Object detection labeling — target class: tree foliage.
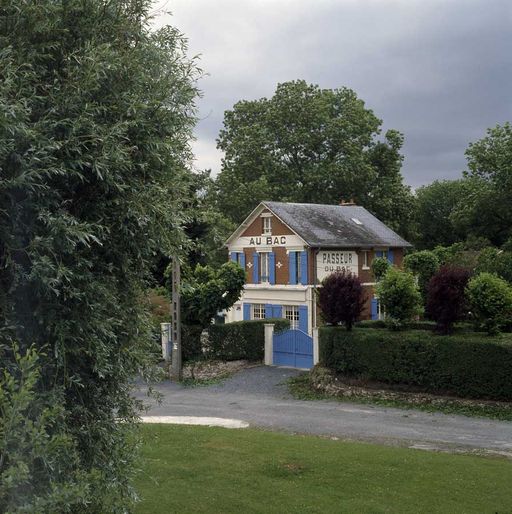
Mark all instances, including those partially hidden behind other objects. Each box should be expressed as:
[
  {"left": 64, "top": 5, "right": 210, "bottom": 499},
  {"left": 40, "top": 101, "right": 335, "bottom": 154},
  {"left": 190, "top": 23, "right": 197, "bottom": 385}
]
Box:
[
  {"left": 403, "top": 250, "right": 440, "bottom": 301},
  {"left": 451, "top": 123, "right": 512, "bottom": 246},
  {"left": 179, "top": 262, "right": 246, "bottom": 327},
  {"left": 370, "top": 256, "right": 390, "bottom": 282},
  {"left": 0, "top": 1, "right": 198, "bottom": 510},
  {"left": 425, "top": 266, "right": 471, "bottom": 334},
  {"left": 466, "top": 273, "right": 512, "bottom": 335},
  {"left": 318, "top": 272, "right": 366, "bottom": 330},
  {"left": 413, "top": 180, "right": 468, "bottom": 248},
  {"left": 215, "top": 80, "right": 414, "bottom": 235},
  {"left": 376, "top": 268, "right": 422, "bottom": 329}
]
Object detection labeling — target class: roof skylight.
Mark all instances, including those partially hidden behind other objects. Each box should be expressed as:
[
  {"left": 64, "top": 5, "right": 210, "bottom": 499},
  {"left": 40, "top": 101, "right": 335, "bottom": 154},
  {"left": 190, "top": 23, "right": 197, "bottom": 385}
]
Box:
[{"left": 351, "top": 217, "right": 363, "bottom": 225}]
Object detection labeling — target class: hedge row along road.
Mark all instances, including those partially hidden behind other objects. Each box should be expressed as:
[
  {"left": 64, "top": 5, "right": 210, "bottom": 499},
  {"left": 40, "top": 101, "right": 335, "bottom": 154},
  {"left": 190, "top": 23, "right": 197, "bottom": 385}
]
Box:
[{"left": 134, "top": 366, "right": 512, "bottom": 455}]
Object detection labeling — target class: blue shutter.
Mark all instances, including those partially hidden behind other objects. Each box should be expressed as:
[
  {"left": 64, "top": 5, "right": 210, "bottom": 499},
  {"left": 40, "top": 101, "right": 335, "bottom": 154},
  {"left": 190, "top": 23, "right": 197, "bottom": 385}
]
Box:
[
  {"left": 272, "top": 305, "right": 282, "bottom": 318},
  {"left": 252, "top": 252, "right": 259, "bottom": 283},
  {"left": 376, "top": 250, "right": 383, "bottom": 258},
  {"left": 269, "top": 252, "right": 276, "bottom": 285},
  {"left": 300, "top": 251, "right": 308, "bottom": 285},
  {"left": 243, "top": 304, "right": 251, "bottom": 320},
  {"left": 387, "top": 249, "right": 394, "bottom": 264},
  {"left": 230, "top": 252, "right": 237, "bottom": 262},
  {"left": 298, "top": 305, "right": 308, "bottom": 333},
  {"left": 240, "top": 252, "right": 246, "bottom": 269},
  {"left": 265, "top": 304, "right": 272, "bottom": 319},
  {"left": 289, "top": 252, "right": 297, "bottom": 285},
  {"left": 371, "top": 298, "right": 378, "bottom": 320}
]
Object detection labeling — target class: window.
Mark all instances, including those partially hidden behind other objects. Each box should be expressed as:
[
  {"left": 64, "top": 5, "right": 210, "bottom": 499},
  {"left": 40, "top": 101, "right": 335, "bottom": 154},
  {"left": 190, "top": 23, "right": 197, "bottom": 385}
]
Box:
[
  {"left": 252, "top": 304, "right": 265, "bottom": 320},
  {"left": 260, "top": 252, "right": 270, "bottom": 283},
  {"left": 262, "top": 216, "right": 272, "bottom": 235},
  {"left": 283, "top": 305, "right": 299, "bottom": 329},
  {"left": 363, "top": 250, "right": 370, "bottom": 270},
  {"left": 295, "top": 251, "right": 301, "bottom": 283},
  {"left": 377, "top": 299, "right": 385, "bottom": 320}
]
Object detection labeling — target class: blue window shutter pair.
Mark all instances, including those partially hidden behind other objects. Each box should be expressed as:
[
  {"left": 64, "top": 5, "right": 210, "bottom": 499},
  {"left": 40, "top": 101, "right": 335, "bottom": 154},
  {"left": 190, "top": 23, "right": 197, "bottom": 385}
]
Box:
[
  {"left": 300, "top": 251, "right": 308, "bottom": 285},
  {"left": 298, "top": 305, "right": 308, "bottom": 333},
  {"left": 272, "top": 305, "right": 282, "bottom": 318},
  {"left": 269, "top": 252, "right": 276, "bottom": 285},
  {"left": 371, "top": 298, "right": 378, "bottom": 320},
  {"left": 252, "top": 253, "right": 259, "bottom": 283},
  {"left": 243, "top": 304, "right": 251, "bottom": 320},
  {"left": 289, "top": 252, "right": 297, "bottom": 285},
  {"left": 387, "top": 249, "right": 394, "bottom": 264}
]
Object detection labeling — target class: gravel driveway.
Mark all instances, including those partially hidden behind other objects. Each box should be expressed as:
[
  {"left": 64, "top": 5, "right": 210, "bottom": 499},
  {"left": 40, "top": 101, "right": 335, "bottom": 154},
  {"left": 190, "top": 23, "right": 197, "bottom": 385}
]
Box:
[{"left": 134, "top": 366, "right": 512, "bottom": 455}]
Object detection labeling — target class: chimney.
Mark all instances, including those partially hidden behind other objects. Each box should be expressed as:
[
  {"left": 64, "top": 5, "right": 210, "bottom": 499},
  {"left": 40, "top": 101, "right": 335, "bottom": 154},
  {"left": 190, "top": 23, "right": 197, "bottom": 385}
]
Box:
[{"left": 339, "top": 198, "right": 356, "bottom": 206}]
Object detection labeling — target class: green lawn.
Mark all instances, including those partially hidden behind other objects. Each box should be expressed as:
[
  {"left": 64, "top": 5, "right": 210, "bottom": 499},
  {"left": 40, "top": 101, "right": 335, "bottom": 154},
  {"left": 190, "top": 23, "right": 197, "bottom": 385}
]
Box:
[{"left": 135, "top": 424, "right": 512, "bottom": 514}]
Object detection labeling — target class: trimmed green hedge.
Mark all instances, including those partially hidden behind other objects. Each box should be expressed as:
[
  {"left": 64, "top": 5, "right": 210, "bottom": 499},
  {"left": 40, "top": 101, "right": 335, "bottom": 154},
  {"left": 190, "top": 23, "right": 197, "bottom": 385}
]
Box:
[
  {"left": 319, "top": 327, "right": 512, "bottom": 401},
  {"left": 206, "top": 319, "right": 290, "bottom": 361}
]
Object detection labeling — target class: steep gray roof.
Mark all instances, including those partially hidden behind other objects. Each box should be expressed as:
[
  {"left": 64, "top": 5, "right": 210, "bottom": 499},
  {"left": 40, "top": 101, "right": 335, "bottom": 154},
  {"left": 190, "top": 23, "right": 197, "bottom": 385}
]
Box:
[{"left": 264, "top": 201, "right": 412, "bottom": 248}]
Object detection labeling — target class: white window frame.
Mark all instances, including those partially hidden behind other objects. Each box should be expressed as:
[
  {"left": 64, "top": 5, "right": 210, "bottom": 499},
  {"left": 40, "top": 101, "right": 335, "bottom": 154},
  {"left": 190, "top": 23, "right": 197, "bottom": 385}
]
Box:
[
  {"left": 260, "top": 252, "right": 270, "bottom": 283},
  {"left": 283, "top": 305, "right": 299, "bottom": 330},
  {"left": 252, "top": 304, "right": 265, "bottom": 320},
  {"left": 262, "top": 216, "right": 272, "bottom": 235},
  {"left": 362, "top": 250, "right": 370, "bottom": 270}
]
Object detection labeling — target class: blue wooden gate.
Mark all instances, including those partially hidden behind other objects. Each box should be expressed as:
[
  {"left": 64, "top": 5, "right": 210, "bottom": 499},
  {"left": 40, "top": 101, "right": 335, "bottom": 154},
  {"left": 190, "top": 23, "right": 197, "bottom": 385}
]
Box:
[{"left": 273, "top": 329, "right": 313, "bottom": 369}]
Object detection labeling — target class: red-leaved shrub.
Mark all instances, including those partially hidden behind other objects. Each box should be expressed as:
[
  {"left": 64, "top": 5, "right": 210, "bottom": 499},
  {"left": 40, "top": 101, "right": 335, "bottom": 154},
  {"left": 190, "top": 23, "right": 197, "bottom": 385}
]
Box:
[
  {"left": 426, "top": 266, "right": 472, "bottom": 334},
  {"left": 318, "top": 272, "right": 366, "bottom": 330}
]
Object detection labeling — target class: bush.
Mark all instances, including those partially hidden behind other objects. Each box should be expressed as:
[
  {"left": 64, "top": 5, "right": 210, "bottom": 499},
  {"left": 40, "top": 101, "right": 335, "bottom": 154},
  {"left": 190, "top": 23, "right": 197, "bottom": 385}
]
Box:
[
  {"left": 206, "top": 319, "right": 290, "bottom": 361},
  {"left": 466, "top": 273, "right": 512, "bottom": 335},
  {"left": 476, "top": 248, "right": 512, "bottom": 284},
  {"left": 318, "top": 272, "right": 366, "bottom": 330},
  {"left": 356, "top": 319, "right": 438, "bottom": 331},
  {"left": 375, "top": 267, "right": 422, "bottom": 329},
  {"left": 319, "top": 327, "right": 512, "bottom": 400},
  {"left": 370, "top": 257, "right": 390, "bottom": 281},
  {"left": 404, "top": 250, "right": 440, "bottom": 300},
  {"left": 426, "top": 266, "right": 472, "bottom": 334},
  {"left": 0, "top": 345, "right": 88, "bottom": 512}
]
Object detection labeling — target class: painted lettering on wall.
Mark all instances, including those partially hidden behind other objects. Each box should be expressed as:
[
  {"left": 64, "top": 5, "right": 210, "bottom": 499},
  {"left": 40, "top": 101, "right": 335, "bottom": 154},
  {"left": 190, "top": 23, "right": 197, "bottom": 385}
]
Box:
[
  {"left": 316, "top": 251, "right": 358, "bottom": 281},
  {"left": 248, "top": 236, "right": 287, "bottom": 246}
]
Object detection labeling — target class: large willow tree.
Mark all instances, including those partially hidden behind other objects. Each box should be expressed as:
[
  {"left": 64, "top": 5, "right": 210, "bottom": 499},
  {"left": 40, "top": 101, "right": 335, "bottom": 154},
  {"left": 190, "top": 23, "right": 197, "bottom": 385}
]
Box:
[{"left": 0, "top": 1, "right": 198, "bottom": 511}]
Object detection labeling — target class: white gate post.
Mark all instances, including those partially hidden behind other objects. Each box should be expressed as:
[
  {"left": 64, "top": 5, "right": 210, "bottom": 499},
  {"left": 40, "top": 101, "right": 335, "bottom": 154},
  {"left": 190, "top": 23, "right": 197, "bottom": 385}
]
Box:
[
  {"left": 264, "top": 323, "right": 275, "bottom": 366},
  {"left": 312, "top": 327, "right": 319, "bottom": 365}
]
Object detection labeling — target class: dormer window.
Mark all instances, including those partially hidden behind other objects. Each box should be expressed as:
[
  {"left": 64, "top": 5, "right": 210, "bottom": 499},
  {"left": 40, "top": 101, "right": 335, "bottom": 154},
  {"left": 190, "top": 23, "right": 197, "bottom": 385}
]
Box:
[{"left": 262, "top": 216, "right": 272, "bottom": 235}]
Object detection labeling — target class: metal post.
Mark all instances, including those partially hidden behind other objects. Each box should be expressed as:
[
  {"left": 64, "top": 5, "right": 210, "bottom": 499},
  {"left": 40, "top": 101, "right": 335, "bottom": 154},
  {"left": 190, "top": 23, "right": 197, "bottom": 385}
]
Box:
[{"left": 170, "top": 257, "right": 182, "bottom": 380}]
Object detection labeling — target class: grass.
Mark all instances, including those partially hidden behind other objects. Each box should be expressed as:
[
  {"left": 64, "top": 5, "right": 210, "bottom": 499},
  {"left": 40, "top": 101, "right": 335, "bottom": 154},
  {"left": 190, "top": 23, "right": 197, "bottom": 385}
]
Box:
[
  {"left": 135, "top": 424, "right": 512, "bottom": 514},
  {"left": 288, "top": 373, "right": 512, "bottom": 421}
]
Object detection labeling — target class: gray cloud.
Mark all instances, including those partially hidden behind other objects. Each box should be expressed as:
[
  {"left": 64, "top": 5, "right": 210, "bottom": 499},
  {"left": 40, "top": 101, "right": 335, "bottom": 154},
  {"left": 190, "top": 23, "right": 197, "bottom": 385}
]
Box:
[{"left": 155, "top": 0, "right": 512, "bottom": 187}]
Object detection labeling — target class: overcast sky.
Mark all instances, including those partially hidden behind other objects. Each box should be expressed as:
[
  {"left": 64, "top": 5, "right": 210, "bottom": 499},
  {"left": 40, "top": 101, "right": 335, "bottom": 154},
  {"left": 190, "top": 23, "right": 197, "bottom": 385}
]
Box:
[{"left": 155, "top": 0, "right": 512, "bottom": 188}]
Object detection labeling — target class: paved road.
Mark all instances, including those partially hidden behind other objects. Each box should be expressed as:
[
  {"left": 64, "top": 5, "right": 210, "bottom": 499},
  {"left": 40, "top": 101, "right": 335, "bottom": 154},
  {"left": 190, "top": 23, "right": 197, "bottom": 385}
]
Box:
[{"left": 134, "top": 366, "right": 512, "bottom": 454}]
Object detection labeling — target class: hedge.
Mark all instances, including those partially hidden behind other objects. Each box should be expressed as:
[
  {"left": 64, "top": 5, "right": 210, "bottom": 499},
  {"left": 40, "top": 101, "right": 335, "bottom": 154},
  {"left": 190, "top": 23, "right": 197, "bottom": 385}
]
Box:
[
  {"left": 206, "top": 318, "right": 290, "bottom": 362},
  {"left": 319, "top": 327, "right": 512, "bottom": 400}
]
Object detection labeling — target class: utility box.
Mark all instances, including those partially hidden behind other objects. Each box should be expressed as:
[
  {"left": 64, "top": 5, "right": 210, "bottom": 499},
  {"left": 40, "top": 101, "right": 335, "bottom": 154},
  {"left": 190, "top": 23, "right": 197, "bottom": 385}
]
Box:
[{"left": 160, "top": 322, "right": 172, "bottom": 361}]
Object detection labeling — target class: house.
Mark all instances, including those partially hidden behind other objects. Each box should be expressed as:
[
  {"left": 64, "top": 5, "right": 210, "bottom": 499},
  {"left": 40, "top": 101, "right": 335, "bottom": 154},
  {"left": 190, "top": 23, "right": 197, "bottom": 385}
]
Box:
[{"left": 225, "top": 201, "right": 412, "bottom": 334}]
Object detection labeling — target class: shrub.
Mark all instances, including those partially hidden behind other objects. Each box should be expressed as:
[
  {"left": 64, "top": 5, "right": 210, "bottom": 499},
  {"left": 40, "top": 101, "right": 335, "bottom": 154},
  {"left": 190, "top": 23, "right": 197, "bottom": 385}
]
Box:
[
  {"left": 466, "top": 273, "right": 512, "bottom": 335},
  {"left": 318, "top": 272, "right": 366, "bottom": 330},
  {"left": 375, "top": 268, "right": 422, "bottom": 329},
  {"left": 319, "top": 327, "right": 512, "bottom": 400},
  {"left": 370, "top": 257, "right": 390, "bottom": 281},
  {"left": 477, "top": 248, "right": 512, "bottom": 284},
  {"left": 206, "top": 319, "right": 289, "bottom": 361},
  {"left": 426, "top": 266, "right": 472, "bottom": 334},
  {"left": 403, "top": 250, "right": 440, "bottom": 300},
  {"left": 0, "top": 345, "right": 88, "bottom": 512}
]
